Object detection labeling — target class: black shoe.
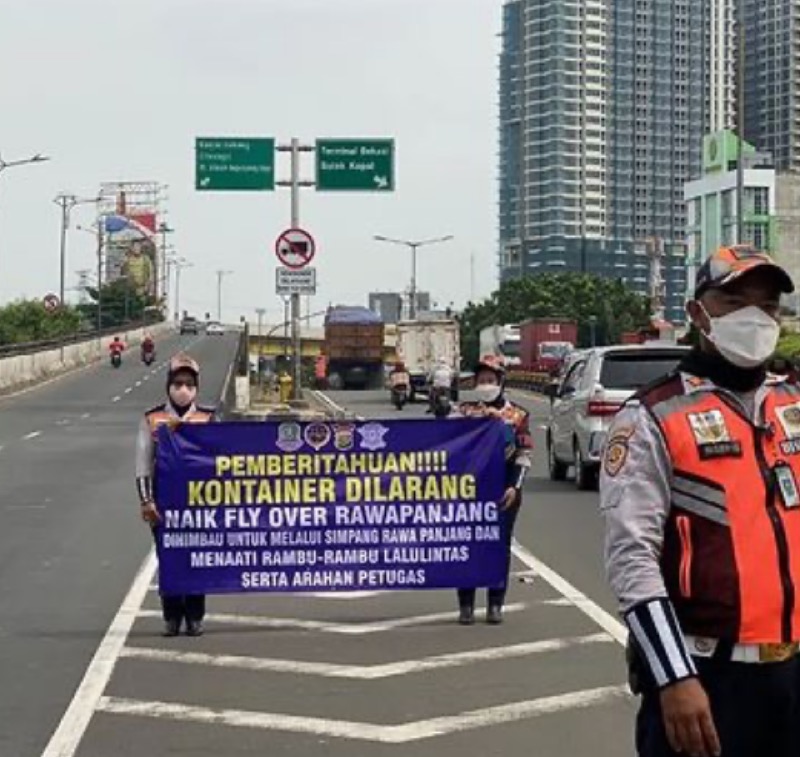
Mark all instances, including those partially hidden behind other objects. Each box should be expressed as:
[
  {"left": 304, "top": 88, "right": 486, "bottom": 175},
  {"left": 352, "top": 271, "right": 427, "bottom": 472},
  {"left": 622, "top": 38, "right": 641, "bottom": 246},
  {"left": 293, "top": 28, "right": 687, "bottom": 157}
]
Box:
[
  {"left": 458, "top": 606, "right": 475, "bottom": 626},
  {"left": 185, "top": 620, "right": 204, "bottom": 637},
  {"left": 487, "top": 605, "right": 504, "bottom": 625},
  {"left": 162, "top": 619, "right": 181, "bottom": 637}
]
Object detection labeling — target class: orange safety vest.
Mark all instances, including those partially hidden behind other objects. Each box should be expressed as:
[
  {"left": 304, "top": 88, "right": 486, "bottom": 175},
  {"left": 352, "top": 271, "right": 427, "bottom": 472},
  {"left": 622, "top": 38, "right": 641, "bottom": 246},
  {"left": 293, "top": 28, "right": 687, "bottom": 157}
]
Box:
[
  {"left": 642, "top": 374, "right": 800, "bottom": 644},
  {"left": 146, "top": 405, "right": 214, "bottom": 439}
]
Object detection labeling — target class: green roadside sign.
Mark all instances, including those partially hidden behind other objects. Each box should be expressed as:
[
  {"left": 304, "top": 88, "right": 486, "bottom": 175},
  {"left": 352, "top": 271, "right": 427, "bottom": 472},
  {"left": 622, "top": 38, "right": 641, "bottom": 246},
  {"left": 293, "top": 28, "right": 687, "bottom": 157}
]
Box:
[
  {"left": 195, "top": 137, "right": 275, "bottom": 191},
  {"left": 316, "top": 139, "right": 394, "bottom": 192}
]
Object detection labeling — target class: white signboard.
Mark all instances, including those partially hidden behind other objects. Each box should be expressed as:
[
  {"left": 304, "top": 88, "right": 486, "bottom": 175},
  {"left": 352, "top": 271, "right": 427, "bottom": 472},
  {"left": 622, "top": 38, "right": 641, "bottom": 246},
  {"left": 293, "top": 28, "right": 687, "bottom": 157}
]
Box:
[{"left": 276, "top": 266, "right": 317, "bottom": 295}]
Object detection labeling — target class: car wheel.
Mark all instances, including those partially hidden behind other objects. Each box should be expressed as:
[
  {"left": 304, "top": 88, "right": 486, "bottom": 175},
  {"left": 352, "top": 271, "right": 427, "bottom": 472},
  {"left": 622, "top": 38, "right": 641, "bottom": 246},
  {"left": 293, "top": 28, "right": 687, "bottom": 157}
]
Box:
[
  {"left": 548, "top": 436, "right": 568, "bottom": 482},
  {"left": 574, "top": 441, "right": 598, "bottom": 491}
]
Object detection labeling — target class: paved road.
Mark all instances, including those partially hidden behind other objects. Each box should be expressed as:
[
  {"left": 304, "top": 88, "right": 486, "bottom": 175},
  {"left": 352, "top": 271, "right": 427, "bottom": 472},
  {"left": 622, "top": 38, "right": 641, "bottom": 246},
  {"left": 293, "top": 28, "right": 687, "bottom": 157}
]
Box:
[
  {"left": 0, "top": 331, "right": 238, "bottom": 757},
  {"left": 36, "top": 384, "right": 637, "bottom": 757}
]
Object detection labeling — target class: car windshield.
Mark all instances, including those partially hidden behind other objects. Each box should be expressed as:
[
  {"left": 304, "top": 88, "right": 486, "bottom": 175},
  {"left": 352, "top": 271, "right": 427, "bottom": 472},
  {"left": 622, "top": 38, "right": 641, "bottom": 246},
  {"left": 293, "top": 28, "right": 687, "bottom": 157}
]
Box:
[
  {"left": 540, "top": 342, "right": 571, "bottom": 359},
  {"left": 502, "top": 341, "right": 521, "bottom": 358},
  {"left": 599, "top": 351, "right": 686, "bottom": 390}
]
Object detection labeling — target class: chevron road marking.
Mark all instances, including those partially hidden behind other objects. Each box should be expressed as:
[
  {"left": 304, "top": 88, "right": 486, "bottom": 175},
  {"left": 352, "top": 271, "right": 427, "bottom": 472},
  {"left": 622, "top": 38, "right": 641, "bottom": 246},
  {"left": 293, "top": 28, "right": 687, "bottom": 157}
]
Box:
[
  {"left": 137, "top": 603, "right": 527, "bottom": 635},
  {"left": 97, "top": 685, "right": 630, "bottom": 743},
  {"left": 121, "top": 631, "right": 613, "bottom": 679}
]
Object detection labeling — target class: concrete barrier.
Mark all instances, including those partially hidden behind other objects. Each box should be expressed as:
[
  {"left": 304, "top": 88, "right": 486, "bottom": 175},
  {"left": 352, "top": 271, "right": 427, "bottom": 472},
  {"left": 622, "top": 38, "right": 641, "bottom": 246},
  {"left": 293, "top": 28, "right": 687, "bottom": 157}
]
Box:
[{"left": 0, "top": 322, "right": 174, "bottom": 394}]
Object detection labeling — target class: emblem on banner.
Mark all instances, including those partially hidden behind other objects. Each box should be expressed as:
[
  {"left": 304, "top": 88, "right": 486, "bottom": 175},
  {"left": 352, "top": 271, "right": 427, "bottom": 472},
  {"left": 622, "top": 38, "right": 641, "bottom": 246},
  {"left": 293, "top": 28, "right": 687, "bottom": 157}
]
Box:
[
  {"left": 332, "top": 422, "right": 355, "bottom": 451},
  {"left": 276, "top": 422, "right": 304, "bottom": 452},
  {"left": 357, "top": 422, "right": 389, "bottom": 451},
  {"left": 777, "top": 404, "right": 800, "bottom": 439},
  {"left": 304, "top": 422, "right": 332, "bottom": 451}
]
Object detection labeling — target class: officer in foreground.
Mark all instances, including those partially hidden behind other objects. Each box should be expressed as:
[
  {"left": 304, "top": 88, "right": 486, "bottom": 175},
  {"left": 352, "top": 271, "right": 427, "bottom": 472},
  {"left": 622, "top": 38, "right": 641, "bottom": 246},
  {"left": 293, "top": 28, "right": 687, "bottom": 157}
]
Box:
[
  {"left": 601, "top": 246, "right": 800, "bottom": 756},
  {"left": 135, "top": 353, "right": 216, "bottom": 637},
  {"left": 457, "top": 355, "right": 532, "bottom": 624}
]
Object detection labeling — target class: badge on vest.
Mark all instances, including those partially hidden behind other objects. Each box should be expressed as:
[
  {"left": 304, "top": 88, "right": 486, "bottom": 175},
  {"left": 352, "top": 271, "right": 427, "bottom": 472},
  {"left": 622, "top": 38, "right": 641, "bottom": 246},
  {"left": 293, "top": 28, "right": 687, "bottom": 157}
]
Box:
[
  {"left": 688, "top": 410, "right": 742, "bottom": 459},
  {"left": 774, "top": 463, "right": 800, "bottom": 510},
  {"left": 777, "top": 404, "right": 800, "bottom": 439}
]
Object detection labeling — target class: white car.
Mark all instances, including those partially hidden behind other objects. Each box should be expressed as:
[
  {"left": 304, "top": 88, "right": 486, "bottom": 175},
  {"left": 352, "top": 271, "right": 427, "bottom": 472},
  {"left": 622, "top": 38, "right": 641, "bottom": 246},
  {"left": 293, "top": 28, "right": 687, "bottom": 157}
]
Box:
[
  {"left": 205, "top": 321, "right": 225, "bottom": 336},
  {"left": 546, "top": 343, "right": 690, "bottom": 490}
]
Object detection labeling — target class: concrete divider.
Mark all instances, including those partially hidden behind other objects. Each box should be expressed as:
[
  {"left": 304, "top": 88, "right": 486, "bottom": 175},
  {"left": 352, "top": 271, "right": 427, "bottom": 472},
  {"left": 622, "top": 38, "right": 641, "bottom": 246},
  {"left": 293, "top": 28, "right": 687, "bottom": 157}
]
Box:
[{"left": 0, "top": 322, "right": 174, "bottom": 394}]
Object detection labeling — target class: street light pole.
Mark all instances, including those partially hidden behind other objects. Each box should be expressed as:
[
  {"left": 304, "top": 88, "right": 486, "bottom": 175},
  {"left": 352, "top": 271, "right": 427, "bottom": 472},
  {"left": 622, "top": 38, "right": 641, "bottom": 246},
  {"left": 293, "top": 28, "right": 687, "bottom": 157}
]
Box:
[
  {"left": 216, "top": 269, "right": 233, "bottom": 322},
  {"left": 255, "top": 307, "right": 266, "bottom": 391},
  {"left": 171, "top": 258, "right": 192, "bottom": 322},
  {"left": 373, "top": 234, "right": 454, "bottom": 319},
  {"left": 54, "top": 193, "right": 99, "bottom": 308}
]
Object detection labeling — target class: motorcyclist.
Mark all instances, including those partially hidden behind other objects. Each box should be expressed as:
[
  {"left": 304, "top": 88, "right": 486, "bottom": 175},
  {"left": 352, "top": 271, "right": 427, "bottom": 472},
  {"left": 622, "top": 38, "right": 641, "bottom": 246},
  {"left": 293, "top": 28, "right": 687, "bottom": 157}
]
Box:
[
  {"left": 426, "top": 357, "right": 454, "bottom": 414},
  {"left": 109, "top": 335, "right": 126, "bottom": 355},
  {"left": 135, "top": 353, "right": 216, "bottom": 637},
  {"left": 456, "top": 355, "right": 532, "bottom": 624},
  {"left": 390, "top": 361, "right": 410, "bottom": 390},
  {"left": 141, "top": 333, "right": 156, "bottom": 362}
]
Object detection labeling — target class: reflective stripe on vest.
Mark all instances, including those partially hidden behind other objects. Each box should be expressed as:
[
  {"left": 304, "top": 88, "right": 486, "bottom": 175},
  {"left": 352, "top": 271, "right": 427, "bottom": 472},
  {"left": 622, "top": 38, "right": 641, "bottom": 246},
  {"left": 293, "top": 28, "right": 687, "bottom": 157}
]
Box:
[
  {"left": 147, "top": 409, "right": 213, "bottom": 439},
  {"left": 651, "top": 382, "right": 800, "bottom": 644}
]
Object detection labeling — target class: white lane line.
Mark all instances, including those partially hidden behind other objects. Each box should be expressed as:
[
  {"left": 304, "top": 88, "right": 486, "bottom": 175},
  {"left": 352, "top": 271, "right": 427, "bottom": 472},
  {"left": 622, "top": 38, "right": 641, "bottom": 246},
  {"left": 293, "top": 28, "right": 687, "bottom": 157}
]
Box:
[
  {"left": 23, "top": 431, "right": 41, "bottom": 440},
  {"left": 112, "top": 396, "right": 121, "bottom": 403},
  {"left": 39, "top": 551, "right": 157, "bottom": 757},
  {"left": 97, "top": 685, "right": 629, "bottom": 743},
  {"left": 512, "top": 541, "right": 627, "bottom": 645},
  {"left": 121, "top": 632, "right": 612, "bottom": 680},
  {"left": 124, "top": 387, "right": 133, "bottom": 394},
  {"left": 143, "top": 375, "right": 150, "bottom": 382},
  {"left": 55, "top": 419, "right": 71, "bottom": 427},
  {"left": 135, "top": 381, "right": 142, "bottom": 387},
  {"left": 136, "top": 603, "right": 526, "bottom": 635},
  {"left": 81, "top": 412, "right": 91, "bottom": 419}
]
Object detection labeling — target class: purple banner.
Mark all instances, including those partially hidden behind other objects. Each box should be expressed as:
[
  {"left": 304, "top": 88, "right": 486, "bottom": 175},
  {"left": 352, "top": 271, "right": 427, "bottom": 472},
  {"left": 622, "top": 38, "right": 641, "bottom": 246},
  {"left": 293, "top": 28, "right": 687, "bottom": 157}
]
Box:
[{"left": 154, "top": 418, "right": 508, "bottom": 594}]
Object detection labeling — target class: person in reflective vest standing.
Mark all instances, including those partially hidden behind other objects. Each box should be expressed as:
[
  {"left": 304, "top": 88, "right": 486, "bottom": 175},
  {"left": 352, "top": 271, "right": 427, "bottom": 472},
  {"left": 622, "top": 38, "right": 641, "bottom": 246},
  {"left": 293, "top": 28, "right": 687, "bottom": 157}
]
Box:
[
  {"left": 601, "top": 246, "right": 800, "bottom": 757},
  {"left": 135, "top": 353, "right": 216, "bottom": 637},
  {"left": 457, "top": 355, "right": 532, "bottom": 625}
]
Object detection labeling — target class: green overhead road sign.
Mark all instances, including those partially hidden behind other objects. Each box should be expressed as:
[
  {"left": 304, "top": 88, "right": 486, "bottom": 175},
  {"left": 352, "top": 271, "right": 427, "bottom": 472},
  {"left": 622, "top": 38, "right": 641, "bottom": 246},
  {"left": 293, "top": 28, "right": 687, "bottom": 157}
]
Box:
[
  {"left": 195, "top": 137, "right": 275, "bottom": 191},
  {"left": 316, "top": 139, "right": 394, "bottom": 192}
]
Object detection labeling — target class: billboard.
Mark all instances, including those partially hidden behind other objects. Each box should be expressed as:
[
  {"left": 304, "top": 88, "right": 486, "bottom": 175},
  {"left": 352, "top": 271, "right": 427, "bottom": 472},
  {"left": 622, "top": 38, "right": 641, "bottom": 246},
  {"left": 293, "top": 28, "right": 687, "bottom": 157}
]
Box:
[{"left": 104, "top": 214, "right": 157, "bottom": 298}]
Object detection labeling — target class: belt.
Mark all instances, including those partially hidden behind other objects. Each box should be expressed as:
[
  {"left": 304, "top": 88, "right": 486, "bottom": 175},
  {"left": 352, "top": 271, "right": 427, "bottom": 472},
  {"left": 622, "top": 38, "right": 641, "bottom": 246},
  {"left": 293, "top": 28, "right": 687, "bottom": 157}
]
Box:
[{"left": 685, "top": 635, "right": 800, "bottom": 664}]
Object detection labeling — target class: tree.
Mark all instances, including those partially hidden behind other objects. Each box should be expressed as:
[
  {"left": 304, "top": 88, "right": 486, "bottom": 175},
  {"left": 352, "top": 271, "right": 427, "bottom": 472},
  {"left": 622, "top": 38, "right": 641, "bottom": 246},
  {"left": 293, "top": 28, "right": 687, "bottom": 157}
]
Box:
[
  {"left": 459, "top": 273, "right": 652, "bottom": 367},
  {"left": 78, "top": 279, "right": 159, "bottom": 329},
  {"left": 0, "top": 299, "right": 82, "bottom": 346}
]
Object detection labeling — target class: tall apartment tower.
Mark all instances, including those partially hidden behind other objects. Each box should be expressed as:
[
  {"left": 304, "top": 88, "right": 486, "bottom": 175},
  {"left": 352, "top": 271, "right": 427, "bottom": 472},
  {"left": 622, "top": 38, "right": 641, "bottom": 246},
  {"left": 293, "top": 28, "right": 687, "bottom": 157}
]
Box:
[
  {"left": 742, "top": 0, "right": 800, "bottom": 173},
  {"left": 708, "top": 0, "right": 737, "bottom": 133}
]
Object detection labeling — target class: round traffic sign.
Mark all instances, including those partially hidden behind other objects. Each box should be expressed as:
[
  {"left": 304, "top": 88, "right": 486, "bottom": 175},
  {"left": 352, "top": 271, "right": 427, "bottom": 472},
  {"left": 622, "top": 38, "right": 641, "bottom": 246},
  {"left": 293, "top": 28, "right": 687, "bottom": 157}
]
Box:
[
  {"left": 275, "top": 227, "right": 316, "bottom": 270},
  {"left": 43, "top": 293, "right": 60, "bottom": 313}
]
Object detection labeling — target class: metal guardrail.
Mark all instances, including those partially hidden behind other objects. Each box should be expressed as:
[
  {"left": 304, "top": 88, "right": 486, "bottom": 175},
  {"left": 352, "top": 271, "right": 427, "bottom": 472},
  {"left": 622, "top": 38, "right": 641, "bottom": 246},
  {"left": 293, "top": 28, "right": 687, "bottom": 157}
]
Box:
[{"left": 0, "top": 321, "right": 155, "bottom": 359}]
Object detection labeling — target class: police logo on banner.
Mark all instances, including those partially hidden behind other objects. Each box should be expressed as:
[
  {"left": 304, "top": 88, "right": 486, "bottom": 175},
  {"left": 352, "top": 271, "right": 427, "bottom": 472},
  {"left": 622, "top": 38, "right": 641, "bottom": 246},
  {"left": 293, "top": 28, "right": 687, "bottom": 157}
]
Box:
[
  {"left": 604, "top": 426, "right": 634, "bottom": 478},
  {"left": 304, "top": 422, "right": 332, "bottom": 451},
  {"left": 688, "top": 410, "right": 741, "bottom": 460},
  {"left": 358, "top": 422, "right": 389, "bottom": 451},
  {"left": 276, "top": 422, "right": 304, "bottom": 452},
  {"left": 333, "top": 422, "right": 355, "bottom": 451}
]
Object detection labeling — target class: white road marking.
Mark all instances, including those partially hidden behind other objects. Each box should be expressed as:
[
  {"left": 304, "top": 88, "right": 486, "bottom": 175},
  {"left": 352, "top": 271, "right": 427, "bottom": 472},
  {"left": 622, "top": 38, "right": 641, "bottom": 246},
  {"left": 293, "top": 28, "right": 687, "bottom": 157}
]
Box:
[
  {"left": 135, "top": 381, "right": 142, "bottom": 387},
  {"left": 124, "top": 387, "right": 133, "bottom": 394},
  {"left": 97, "top": 685, "right": 629, "bottom": 743},
  {"left": 112, "top": 396, "right": 121, "bottom": 403},
  {"left": 121, "top": 632, "right": 612, "bottom": 680},
  {"left": 39, "top": 551, "right": 157, "bottom": 757},
  {"left": 23, "top": 431, "right": 41, "bottom": 440},
  {"left": 512, "top": 541, "right": 627, "bottom": 645},
  {"left": 81, "top": 412, "right": 91, "bottom": 419},
  {"left": 55, "top": 419, "right": 71, "bottom": 426},
  {"left": 143, "top": 375, "right": 150, "bottom": 382},
  {"left": 137, "top": 604, "right": 526, "bottom": 635}
]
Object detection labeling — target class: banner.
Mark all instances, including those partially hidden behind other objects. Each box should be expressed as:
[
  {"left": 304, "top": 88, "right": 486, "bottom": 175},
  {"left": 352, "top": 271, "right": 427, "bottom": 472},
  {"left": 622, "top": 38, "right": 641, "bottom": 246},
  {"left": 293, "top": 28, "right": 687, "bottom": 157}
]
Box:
[{"left": 154, "top": 418, "right": 508, "bottom": 594}]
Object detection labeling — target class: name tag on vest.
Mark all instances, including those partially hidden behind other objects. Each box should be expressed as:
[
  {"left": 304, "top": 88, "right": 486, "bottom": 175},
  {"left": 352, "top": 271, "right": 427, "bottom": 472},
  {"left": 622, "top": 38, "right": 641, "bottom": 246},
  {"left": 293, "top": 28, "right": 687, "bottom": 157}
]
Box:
[{"left": 698, "top": 441, "right": 743, "bottom": 460}]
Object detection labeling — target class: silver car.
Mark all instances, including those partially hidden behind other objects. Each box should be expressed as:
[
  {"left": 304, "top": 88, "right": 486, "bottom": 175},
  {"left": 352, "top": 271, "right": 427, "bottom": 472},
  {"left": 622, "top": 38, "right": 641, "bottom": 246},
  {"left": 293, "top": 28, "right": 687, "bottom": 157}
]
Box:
[{"left": 546, "top": 343, "right": 690, "bottom": 490}]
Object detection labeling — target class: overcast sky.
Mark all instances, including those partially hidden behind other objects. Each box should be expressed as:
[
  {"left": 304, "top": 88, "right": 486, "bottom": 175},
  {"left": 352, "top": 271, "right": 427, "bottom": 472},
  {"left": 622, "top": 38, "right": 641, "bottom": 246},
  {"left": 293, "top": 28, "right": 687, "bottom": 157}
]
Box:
[{"left": 0, "top": 0, "right": 500, "bottom": 324}]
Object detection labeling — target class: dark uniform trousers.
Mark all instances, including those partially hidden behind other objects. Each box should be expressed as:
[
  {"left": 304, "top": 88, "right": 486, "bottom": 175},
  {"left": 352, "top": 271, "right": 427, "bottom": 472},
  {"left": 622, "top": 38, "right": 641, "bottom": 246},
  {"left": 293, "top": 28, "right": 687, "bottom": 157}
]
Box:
[
  {"left": 458, "top": 503, "right": 519, "bottom": 608},
  {"left": 152, "top": 528, "right": 206, "bottom": 623},
  {"left": 636, "top": 655, "right": 800, "bottom": 757}
]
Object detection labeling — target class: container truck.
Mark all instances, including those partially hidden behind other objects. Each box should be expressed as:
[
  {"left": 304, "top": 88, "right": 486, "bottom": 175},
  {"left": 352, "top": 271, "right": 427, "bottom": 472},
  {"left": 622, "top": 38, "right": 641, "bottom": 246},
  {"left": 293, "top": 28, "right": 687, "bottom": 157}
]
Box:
[
  {"left": 520, "top": 319, "right": 577, "bottom": 376},
  {"left": 396, "top": 319, "right": 460, "bottom": 402},
  {"left": 478, "top": 324, "right": 522, "bottom": 367},
  {"left": 324, "top": 306, "right": 385, "bottom": 390}
]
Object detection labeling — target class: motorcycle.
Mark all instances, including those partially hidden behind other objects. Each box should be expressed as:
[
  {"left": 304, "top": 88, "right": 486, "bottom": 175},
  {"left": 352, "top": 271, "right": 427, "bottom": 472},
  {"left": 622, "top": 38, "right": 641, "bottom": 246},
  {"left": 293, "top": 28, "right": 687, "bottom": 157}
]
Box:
[
  {"left": 141, "top": 347, "right": 155, "bottom": 366},
  {"left": 110, "top": 351, "right": 122, "bottom": 369},
  {"left": 391, "top": 384, "right": 408, "bottom": 410},
  {"left": 431, "top": 387, "right": 452, "bottom": 418}
]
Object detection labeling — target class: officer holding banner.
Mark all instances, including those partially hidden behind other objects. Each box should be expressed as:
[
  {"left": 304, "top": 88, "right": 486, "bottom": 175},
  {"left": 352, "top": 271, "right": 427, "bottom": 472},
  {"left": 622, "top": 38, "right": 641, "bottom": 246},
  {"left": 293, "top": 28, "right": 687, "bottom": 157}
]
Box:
[
  {"left": 456, "top": 355, "right": 532, "bottom": 625},
  {"left": 135, "top": 353, "right": 216, "bottom": 637},
  {"left": 601, "top": 246, "right": 800, "bottom": 756}
]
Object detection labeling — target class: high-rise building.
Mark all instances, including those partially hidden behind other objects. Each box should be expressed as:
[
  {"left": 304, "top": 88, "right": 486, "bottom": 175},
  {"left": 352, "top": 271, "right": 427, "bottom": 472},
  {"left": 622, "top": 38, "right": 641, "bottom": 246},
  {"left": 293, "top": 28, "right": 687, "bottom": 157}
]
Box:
[
  {"left": 498, "top": 0, "right": 710, "bottom": 323},
  {"left": 707, "top": 0, "right": 737, "bottom": 133},
  {"left": 742, "top": 0, "right": 800, "bottom": 173}
]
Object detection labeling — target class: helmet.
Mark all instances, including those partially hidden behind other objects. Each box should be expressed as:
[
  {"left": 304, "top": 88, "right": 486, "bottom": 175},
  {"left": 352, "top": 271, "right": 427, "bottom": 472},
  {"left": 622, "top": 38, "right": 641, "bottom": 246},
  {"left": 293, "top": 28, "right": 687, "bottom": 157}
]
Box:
[
  {"left": 395, "top": 361, "right": 405, "bottom": 371},
  {"left": 474, "top": 354, "right": 506, "bottom": 378},
  {"left": 114, "top": 336, "right": 120, "bottom": 341}
]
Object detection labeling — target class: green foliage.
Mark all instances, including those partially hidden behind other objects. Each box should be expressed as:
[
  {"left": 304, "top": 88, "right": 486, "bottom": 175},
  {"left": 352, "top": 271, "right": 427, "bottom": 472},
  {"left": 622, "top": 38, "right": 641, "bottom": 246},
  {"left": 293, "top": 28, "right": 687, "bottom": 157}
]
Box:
[
  {"left": 776, "top": 331, "right": 800, "bottom": 361},
  {"left": 0, "top": 299, "right": 82, "bottom": 346},
  {"left": 77, "top": 279, "right": 159, "bottom": 329},
  {"left": 459, "top": 273, "right": 652, "bottom": 367}
]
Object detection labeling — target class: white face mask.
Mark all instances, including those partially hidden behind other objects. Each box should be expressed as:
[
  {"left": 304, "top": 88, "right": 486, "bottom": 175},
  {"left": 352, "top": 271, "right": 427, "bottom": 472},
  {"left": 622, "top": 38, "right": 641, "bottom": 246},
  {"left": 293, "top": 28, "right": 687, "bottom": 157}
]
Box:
[
  {"left": 699, "top": 303, "right": 780, "bottom": 368},
  {"left": 475, "top": 384, "right": 502, "bottom": 404},
  {"left": 170, "top": 385, "right": 198, "bottom": 408}
]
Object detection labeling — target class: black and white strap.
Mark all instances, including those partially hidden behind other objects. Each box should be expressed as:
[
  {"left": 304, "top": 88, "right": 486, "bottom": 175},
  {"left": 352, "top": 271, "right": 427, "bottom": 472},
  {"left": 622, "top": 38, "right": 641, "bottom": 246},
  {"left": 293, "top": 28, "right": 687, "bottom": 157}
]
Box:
[
  {"left": 626, "top": 598, "right": 697, "bottom": 688},
  {"left": 136, "top": 476, "right": 154, "bottom": 505}
]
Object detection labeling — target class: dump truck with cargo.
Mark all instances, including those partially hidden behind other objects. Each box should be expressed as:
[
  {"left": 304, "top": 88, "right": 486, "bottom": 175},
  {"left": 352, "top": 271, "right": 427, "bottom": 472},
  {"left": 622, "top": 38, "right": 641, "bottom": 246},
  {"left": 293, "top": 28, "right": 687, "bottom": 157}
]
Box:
[
  {"left": 396, "top": 318, "right": 460, "bottom": 402},
  {"left": 324, "top": 306, "right": 385, "bottom": 390},
  {"left": 479, "top": 323, "right": 522, "bottom": 367}
]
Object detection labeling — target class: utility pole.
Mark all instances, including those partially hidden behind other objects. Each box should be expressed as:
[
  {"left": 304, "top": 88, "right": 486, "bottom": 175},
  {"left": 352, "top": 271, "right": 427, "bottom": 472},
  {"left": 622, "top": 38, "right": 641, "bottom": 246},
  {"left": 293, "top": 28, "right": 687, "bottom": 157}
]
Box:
[
  {"left": 173, "top": 258, "right": 192, "bottom": 322},
  {"left": 216, "top": 269, "right": 233, "bottom": 322},
  {"left": 255, "top": 307, "right": 266, "bottom": 391},
  {"left": 54, "top": 193, "right": 99, "bottom": 310},
  {"left": 373, "top": 235, "right": 454, "bottom": 319},
  {"left": 158, "top": 222, "right": 174, "bottom": 310}
]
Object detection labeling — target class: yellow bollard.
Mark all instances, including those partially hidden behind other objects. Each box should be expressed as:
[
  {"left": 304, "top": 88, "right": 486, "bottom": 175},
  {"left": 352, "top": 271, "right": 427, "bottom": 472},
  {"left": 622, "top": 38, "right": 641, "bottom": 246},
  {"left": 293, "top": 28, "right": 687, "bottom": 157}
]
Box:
[{"left": 278, "top": 372, "right": 293, "bottom": 403}]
